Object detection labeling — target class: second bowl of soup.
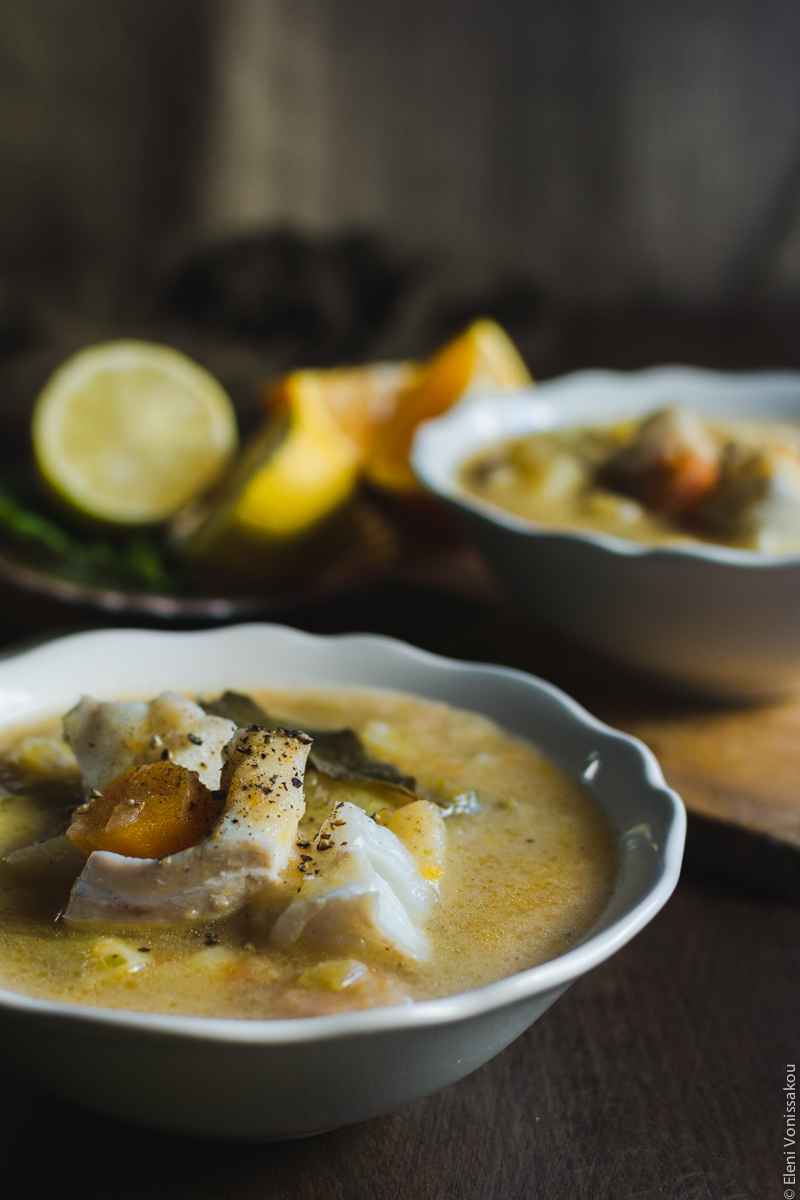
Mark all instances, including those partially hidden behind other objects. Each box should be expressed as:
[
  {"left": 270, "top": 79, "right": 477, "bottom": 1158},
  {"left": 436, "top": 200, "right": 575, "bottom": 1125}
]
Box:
[{"left": 413, "top": 366, "right": 800, "bottom": 697}]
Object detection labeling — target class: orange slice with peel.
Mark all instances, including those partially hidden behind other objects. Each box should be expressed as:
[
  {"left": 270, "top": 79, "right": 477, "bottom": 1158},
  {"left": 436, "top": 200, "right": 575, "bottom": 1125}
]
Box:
[
  {"left": 264, "top": 361, "right": 418, "bottom": 456},
  {"left": 365, "top": 319, "right": 532, "bottom": 494}
]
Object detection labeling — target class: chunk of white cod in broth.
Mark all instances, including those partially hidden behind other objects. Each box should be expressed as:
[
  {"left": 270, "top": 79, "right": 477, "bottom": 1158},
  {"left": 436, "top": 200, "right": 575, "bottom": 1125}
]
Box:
[
  {"left": 63, "top": 692, "right": 237, "bottom": 790},
  {"left": 270, "top": 800, "right": 446, "bottom": 962},
  {"left": 64, "top": 727, "right": 311, "bottom": 923}
]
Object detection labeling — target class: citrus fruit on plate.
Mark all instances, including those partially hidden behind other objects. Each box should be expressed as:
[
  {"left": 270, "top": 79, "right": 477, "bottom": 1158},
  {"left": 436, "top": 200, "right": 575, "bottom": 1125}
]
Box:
[
  {"left": 365, "top": 319, "right": 532, "bottom": 494},
  {"left": 264, "top": 361, "right": 418, "bottom": 455},
  {"left": 181, "top": 363, "right": 415, "bottom": 575},
  {"left": 32, "top": 341, "right": 238, "bottom": 526}
]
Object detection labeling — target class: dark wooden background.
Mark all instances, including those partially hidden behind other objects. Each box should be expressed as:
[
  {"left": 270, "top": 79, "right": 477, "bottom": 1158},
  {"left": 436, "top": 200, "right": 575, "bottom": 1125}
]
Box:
[{"left": 2, "top": 0, "right": 800, "bottom": 311}]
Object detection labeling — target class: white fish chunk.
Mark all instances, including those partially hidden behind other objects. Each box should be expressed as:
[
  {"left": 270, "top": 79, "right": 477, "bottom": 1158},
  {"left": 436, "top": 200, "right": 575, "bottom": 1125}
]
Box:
[
  {"left": 605, "top": 405, "right": 719, "bottom": 517},
  {"left": 611, "top": 406, "right": 718, "bottom": 482},
  {"left": 311, "top": 802, "right": 431, "bottom": 920},
  {"left": 270, "top": 801, "right": 438, "bottom": 961},
  {"left": 271, "top": 850, "right": 428, "bottom": 962},
  {"left": 64, "top": 727, "right": 311, "bottom": 923},
  {"left": 63, "top": 691, "right": 236, "bottom": 791}
]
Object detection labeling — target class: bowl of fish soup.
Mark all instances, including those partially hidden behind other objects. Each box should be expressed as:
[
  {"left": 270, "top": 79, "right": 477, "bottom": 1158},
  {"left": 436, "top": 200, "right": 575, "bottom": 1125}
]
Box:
[
  {"left": 413, "top": 366, "right": 800, "bottom": 697},
  {"left": 0, "top": 624, "right": 683, "bottom": 1139}
]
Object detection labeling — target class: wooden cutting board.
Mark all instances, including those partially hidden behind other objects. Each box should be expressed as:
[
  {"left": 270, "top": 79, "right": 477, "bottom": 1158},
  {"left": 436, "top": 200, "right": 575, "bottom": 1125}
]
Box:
[
  {"left": 603, "top": 699, "right": 800, "bottom": 903},
  {"left": 511, "top": 620, "right": 800, "bottom": 903}
]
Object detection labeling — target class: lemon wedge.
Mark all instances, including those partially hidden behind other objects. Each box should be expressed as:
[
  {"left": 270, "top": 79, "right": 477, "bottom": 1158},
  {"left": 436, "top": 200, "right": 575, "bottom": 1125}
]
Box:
[
  {"left": 32, "top": 341, "right": 238, "bottom": 526},
  {"left": 365, "top": 319, "right": 531, "bottom": 494},
  {"left": 181, "top": 361, "right": 416, "bottom": 577},
  {"left": 180, "top": 374, "right": 364, "bottom": 576},
  {"left": 228, "top": 383, "right": 362, "bottom": 540}
]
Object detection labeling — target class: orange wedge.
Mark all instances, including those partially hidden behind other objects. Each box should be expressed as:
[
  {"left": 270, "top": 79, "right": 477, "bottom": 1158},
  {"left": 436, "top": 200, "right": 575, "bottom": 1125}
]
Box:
[
  {"left": 263, "top": 361, "right": 418, "bottom": 458},
  {"left": 365, "top": 319, "right": 532, "bottom": 494}
]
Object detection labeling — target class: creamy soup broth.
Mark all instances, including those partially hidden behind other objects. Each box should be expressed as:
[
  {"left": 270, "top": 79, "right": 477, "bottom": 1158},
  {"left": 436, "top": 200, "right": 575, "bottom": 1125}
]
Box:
[
  {"left": 0, "top": 688, "right": 617, "bottom": 1019},
  {"left": 462, "top": 413, "right": 800, "bottom": 551}
]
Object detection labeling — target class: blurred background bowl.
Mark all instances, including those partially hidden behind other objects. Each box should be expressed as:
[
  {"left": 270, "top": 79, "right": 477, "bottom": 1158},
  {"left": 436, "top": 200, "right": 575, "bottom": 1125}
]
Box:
[{"left": 413, "top": 366, "right": 800, "bottom": 698}]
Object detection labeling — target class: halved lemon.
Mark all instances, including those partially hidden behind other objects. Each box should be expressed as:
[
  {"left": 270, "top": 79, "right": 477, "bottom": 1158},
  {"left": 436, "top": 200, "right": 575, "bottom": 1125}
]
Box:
[
  {"left": 365, "top": 319, "right": 532, "bottom": 493},
  {"left": 32, "top": 341, "right": 238, "bottom": 526}
]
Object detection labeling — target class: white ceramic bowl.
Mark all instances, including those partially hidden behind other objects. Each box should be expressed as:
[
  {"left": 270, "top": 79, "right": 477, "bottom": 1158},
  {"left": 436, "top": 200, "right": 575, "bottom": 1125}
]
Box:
[
  {"left": 413, "top": 366, "right": 800, "bottom": 698},
  {"left": 0, "top": 625, "right": 684, "bottom": 1139}
]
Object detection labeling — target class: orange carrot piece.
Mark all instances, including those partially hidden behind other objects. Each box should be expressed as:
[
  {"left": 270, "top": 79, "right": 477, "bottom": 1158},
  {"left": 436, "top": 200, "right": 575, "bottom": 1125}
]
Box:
[{"left": 67, "top": 762, "right": 222, "bottom": 859}]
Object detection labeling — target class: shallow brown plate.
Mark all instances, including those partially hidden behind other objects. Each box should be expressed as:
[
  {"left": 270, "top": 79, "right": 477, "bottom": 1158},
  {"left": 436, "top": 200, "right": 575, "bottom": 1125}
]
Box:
[{"left": 0, "top": 500, "right": 397, "bottom": 620}]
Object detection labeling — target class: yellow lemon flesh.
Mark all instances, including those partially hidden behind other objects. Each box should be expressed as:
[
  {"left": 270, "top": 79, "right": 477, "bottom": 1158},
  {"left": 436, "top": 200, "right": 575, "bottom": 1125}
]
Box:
[
  {"left": 365, "top": 319, "right": 532, "bottom": 494},
  {"left": 183, "top": 376, "right": 365, "bottom": 577},
  {"left": 32, "top": 341, "right": 238, "bottom": 526},
  {"left": 233, "top": 386, "right": 361, "bottom": 540},
  {"left": 184, "top": 361, "right": 416, "bottom": 574}
]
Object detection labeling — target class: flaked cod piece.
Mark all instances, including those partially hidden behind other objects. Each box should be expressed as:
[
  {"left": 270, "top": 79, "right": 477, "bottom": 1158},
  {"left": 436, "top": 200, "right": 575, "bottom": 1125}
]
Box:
[
  {"left": 63, "top": 691, "right": 237, "bottom": 791},
  {"left": 270, "top": 800, "right": 446, "bottom": 962},
  {"left": 64, "top": 727, "right": 311, "bottom": 923}
]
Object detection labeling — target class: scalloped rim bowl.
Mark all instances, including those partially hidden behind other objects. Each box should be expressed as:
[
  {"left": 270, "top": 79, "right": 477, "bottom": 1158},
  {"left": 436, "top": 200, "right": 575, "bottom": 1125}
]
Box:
[
  {"left": 0, "top": 625, "right": 684, "bottom": 1139},
  {"left": 412, "top": 366, "right": 800, "bottom": 697}
]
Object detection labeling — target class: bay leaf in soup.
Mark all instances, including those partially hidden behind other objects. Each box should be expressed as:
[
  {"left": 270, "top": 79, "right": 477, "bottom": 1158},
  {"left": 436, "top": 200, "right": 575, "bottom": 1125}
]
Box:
[
  {"left": 201, "top": 690, "right": 273, "bottom": 729},
  {"left": 201, "top": 692, "right": 417, "bottom": 795},
  {"left": 307, "top": 729, "right": 417, "bottom": 795}
]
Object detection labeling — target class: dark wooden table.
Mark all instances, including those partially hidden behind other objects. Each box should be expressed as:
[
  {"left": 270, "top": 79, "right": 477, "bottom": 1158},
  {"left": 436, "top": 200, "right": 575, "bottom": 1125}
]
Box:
[{"left": 0, "top": 566, "right": 792, "bottom": 1200}]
